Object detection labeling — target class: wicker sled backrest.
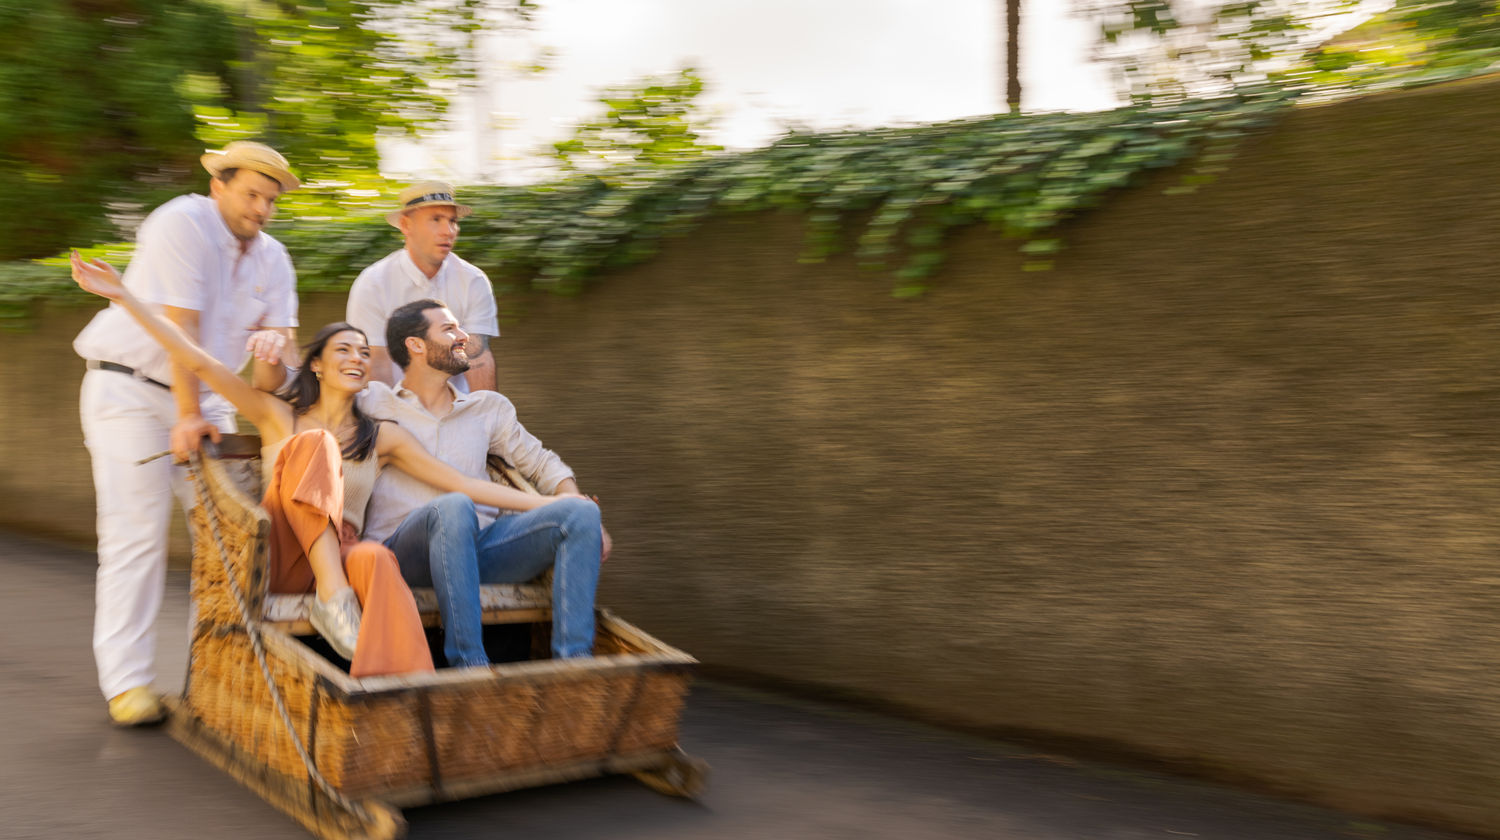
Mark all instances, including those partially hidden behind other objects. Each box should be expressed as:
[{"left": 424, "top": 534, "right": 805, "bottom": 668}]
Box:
[{"left": 186, "top": 440, "right": 271, "bottom": 628}]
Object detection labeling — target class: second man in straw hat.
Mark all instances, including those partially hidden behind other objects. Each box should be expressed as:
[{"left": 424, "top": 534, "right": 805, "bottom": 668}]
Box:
[{"left": 346, "top": 181, "right": 499, "bottom": 392}]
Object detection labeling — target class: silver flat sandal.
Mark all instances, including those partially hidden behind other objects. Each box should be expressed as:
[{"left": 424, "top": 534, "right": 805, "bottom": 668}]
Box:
[{"left": 309, "top": 586, "right": 362, "bottom": 660}]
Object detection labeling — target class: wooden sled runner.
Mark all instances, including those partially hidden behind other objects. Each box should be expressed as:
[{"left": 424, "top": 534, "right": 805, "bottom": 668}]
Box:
[{"left": 167, "top": 437, "right": 707, "bottom": 840}]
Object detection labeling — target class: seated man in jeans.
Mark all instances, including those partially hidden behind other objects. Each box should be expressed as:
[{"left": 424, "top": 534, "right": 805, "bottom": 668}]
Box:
[{"left": 358, "top": 298, "right": 609, "bottom": 665}]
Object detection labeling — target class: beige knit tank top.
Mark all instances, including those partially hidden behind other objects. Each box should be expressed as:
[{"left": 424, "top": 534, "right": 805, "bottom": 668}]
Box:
[{"left": 261, "top": 436, "right": 379, "bottom": 536}]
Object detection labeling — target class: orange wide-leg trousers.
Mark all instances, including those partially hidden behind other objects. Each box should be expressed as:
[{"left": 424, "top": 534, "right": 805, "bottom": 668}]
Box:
[{"left": 261, "top": 430, "right": 434, "bottom": 678}]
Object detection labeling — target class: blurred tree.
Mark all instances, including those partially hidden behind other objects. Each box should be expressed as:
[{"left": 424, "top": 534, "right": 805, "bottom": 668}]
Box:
[
  {"left": 550, "top": 67, "right": 722, "bottom": 181},
  {"left": 0, "top": 0, "right": 537, "bottom": 259},
  {"left": 1080, "top": 0, "right": 1342, "bottom": 103},
  {"left": 0, "top": 0, "right": 236, "bottom": 260},
  {"left": 199, "top": 0, "right": 540, "bottom": 184},
  {"left": 1081, "top": 0, "right": 1500, "bottom": 104},
  {"left": 1301, "top": 0, "right": 1500, "bottom": 90}
]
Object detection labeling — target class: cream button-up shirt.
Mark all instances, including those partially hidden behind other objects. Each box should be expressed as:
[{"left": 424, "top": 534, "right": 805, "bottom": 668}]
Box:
[{"left": 357, "top": 381, "right": 575, "bottom": 543}]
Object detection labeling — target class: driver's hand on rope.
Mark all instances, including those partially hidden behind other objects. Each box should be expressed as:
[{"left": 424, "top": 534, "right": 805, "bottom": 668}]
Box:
[{"left": 170, "top": 414, "right": 221, "bottom": 461}]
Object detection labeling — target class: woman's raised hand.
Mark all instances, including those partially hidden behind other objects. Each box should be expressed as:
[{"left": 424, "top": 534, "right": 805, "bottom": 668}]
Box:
[{"left": 70, "top": 251, "right": 127, "bottom": 301}]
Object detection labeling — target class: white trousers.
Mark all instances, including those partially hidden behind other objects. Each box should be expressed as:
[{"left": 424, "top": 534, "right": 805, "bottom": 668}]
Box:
[{"left": 79, "top": 369, "right": 235, "bottom": 699}]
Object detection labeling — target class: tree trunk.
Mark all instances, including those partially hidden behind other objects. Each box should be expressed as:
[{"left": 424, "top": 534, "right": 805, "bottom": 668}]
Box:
[{"left": 1006, "top": 0, "right": 1022, "bottom": 113}]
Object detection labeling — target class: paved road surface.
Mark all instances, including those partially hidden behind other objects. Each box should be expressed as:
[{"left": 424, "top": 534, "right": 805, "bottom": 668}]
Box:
[{"left": 0, "top": 532, "right": 1476, "bottom": 840}]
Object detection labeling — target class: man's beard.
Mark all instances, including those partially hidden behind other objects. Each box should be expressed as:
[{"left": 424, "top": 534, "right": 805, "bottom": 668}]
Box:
[{"left": 429, "top": 339, "right": 471, "bottom": 376}]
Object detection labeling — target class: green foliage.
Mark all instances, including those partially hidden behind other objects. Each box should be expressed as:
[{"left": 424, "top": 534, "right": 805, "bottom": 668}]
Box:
[
  {"left": 476, "top": 93, "right": 1288, "bottom": 296},
  {"left": 0, "top": 0, "right": 235, "bottom": 260},
  {"left": 550, "top": 67, "right": 723, "bottom": 180},
  {"left": 1299, "top": 0, "right": 1500, "bottom": 94},
  {"left": 0, "top": 0, "right": 535, "bottom": 259},
  {"left": 1084, "top": 0, "right": 1500, "bottom": 104},
  {"left": 0, "top": 244, "right": 135, "bottom": 327},
  {"left": 9, "top": 0, "right": 1497, "bottom": 315},
  {"left": 0, "top": 91, "right": 1292, "bottom": 316},
  {"left": 197, "top": 0, "right": 534, "bottom": 180}
]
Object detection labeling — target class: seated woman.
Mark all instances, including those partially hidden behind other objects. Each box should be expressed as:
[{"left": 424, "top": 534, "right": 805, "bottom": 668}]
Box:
[{"left": 72, "top": 252, "right": 586, "bottom": 677}]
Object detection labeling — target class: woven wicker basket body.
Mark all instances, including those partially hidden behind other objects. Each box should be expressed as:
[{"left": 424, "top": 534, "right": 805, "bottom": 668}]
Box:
[{"left": 173, "top": 443, "right": 702, "bottom": 836}]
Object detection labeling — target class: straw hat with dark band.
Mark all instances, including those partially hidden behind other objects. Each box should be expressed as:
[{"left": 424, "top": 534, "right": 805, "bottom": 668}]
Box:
[
  {"left": 386, "top": 180, "right": 473, "bottom": 227},
  {"left": 199, "top": 141, "right": 300, "bottom": 192}
]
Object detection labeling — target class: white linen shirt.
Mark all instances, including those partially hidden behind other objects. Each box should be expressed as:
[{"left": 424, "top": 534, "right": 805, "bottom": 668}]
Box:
[
  {"left": 74, "top": 194, "right": 299, "bottom": 387},
  {"left": 346, "top": 250, "right": 499, "bottom": 348},
  {"left": 357, "top": 380, "right": 574, "bottom": 542}
]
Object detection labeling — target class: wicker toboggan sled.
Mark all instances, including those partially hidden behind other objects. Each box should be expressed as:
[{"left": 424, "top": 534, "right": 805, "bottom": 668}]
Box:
[{"left": 165, "top": 438, "right": 706, "bottom": 840}]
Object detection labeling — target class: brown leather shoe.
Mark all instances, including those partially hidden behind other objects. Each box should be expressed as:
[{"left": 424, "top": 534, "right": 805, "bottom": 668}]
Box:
[{"left": 108, "top": 686, "right": 166, "bottom": 727}]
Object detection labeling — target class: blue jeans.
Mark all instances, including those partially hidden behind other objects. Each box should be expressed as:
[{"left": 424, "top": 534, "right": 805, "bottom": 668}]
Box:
[{"left": 382, "top": 493, "right": 603, "bottom": 667}]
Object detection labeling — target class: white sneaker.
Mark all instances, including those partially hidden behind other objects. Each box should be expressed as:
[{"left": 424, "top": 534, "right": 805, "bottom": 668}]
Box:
[{"left": 309, "top": 586, "right": 362, "bottom": 660}]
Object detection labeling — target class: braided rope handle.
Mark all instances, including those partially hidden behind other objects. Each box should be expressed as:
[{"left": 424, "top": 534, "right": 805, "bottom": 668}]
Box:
[{"left": 186, "top": 451, "right": 374, "bottom": 825}]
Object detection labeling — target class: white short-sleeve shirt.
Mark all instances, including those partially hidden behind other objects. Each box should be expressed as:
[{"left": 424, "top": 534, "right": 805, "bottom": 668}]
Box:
[
  {"left": 346, "top": 249, "right": 499, "bottom": 348},
  {"left": 74, "top": 194, "right": 299, "bottom": 387}
]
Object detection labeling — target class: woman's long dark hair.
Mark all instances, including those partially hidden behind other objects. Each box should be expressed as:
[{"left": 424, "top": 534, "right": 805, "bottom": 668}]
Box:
[{"left": 279, "top": 322, "right": 379, "bottom": 462}]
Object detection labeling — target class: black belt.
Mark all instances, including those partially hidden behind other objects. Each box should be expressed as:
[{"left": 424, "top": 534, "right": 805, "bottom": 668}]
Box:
[{"left": 87, "top": 360, "right": 171, "bottom": 391}]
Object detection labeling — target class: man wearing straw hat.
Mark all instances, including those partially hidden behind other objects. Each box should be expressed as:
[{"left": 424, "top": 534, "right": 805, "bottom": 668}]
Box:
[
  {"left": 73, "top": 141, "right": 301, "bottom": 726},
  {"left": 346, "top": 181, "right": 499, "bottom": 393}
]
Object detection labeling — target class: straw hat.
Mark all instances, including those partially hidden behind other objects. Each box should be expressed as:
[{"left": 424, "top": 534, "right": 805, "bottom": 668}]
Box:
[
  {"left": 386, "top": 181, "right": 473, "bottom": 227},
  {"left": 199, "top": 141, "right": 300, "bottom": 192}
]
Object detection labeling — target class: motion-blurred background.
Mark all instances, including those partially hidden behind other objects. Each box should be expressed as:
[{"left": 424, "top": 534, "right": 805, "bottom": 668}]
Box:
[{"left": 4, "top": 1, "right": 1500, "bottom": 834}]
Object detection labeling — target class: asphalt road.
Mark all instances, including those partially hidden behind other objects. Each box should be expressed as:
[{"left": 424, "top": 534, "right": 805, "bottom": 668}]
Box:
[{"left": 0, "top": 532, "right": 1477, "bottom": 840}]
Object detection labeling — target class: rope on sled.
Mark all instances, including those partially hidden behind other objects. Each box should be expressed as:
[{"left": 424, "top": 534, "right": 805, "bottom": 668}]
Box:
[{"left": 187, "top": 451, "right": 373, "bottom": 826}]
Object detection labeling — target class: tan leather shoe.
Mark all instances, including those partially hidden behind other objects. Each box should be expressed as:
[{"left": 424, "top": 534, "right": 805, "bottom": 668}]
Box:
[{"left": 108, "top": 686, "right": 166, "bottom": 727}]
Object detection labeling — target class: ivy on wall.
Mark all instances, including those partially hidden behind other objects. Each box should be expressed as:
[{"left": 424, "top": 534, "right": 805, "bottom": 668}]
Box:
[
  {"left": 8, "top": 0, "right": 1500, "bottom": 323},
  {"left": 0, "top": 85, "right": 1314, "bottom": 321},
  {"left": 279, "top": 88, "right": 1293, "bottom": 298}
]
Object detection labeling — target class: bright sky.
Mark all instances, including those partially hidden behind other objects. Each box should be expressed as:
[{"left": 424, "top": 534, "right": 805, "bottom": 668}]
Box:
[{"left": 383, "top": 0, "right": 1123, "bottom": 183}]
